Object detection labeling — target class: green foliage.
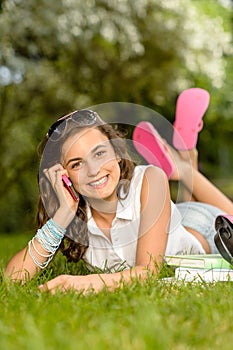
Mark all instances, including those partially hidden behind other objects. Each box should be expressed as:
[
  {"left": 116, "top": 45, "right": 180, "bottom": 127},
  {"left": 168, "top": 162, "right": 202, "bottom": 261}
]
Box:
[{"left": 0, "top": 0, "right": 233, "bottom": 231}]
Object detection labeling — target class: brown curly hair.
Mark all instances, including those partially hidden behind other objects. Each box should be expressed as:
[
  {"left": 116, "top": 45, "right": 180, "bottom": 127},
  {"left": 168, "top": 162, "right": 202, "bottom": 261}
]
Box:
[{"left": 37, "top": 117, "right": 136, "bottom": 263}]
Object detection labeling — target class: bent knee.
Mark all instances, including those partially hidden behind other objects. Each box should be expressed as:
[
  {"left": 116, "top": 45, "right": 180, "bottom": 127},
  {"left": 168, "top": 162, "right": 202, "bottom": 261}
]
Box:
[{"left": 185, "top": 226, "right": 211, "bottom": 254}]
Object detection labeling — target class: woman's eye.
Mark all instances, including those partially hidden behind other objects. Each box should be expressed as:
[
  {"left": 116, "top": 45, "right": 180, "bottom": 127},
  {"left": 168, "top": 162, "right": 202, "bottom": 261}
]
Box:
[
  {"left": 95, "top": 150, "right": 106, "bottom": 158},
  {"left": 71, "top": 161, "right": 82, "bottom": 169}
]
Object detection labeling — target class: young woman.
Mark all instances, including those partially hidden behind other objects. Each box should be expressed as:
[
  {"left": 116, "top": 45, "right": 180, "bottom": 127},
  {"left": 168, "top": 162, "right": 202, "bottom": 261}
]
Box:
[{"left": 5, "top": 109, "right": 233, "bottom": 293}]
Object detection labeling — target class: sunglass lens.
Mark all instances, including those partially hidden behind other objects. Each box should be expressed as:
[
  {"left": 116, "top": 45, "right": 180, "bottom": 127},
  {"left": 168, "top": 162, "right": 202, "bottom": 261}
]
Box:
[
  {"left": 71, "top": 110, "right": 97, "bottom": 126},
  {"left": 47, "top": 109, "right": 97, "bottom": 140}
]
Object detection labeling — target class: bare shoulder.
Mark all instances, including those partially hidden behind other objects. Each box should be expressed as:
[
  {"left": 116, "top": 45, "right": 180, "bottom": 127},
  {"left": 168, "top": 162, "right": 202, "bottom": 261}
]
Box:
[{"left": 143, "top": 165, "right": 168, "bottom": 185}]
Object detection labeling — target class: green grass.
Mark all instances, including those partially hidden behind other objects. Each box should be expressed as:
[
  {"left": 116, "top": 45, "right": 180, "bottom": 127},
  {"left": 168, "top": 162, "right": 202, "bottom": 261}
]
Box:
[{"left": 1, "top": 233, "right": 233, "bottom": 350}]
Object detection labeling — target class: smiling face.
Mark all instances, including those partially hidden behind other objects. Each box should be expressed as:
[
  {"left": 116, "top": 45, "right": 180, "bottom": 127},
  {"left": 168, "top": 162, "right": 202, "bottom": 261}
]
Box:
[{"left": 61, "top": 127, "right": 121, "bottom": 203}]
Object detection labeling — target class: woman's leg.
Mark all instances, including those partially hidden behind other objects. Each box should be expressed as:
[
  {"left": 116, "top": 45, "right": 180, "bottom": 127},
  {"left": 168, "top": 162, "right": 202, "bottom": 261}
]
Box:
[
  {"left": 176, "top": 201, "right": 225, "bottom": 253},
  {"left": 143, "top": 124, "right": 233, "bottom": 253},
  {"left": 169, "top": 146, "right": 233, "bottom": 214},
  {"left": 176, "top": 148, "right": 199, "bottom": 202},
  {"left": 166, "top": 146, "right": 233, "bottom": 253}
]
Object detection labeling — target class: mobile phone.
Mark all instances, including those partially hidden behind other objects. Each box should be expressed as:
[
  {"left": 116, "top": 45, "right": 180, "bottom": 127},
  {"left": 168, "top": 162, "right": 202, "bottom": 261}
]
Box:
[{"left": 62, "top": 175, "right": 79, "bottom": 202}]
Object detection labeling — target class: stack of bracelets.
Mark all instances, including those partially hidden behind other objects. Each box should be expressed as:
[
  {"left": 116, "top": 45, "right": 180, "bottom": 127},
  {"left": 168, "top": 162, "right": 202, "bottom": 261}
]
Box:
[{"left": 28, "top": 219, "right": 66, "bottom": 269}]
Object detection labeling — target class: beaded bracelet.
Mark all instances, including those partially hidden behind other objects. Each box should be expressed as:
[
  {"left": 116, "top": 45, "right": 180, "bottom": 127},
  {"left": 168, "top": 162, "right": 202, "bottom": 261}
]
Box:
[{"left": 28, "top": 219, "right": 66, "bottom": 269}]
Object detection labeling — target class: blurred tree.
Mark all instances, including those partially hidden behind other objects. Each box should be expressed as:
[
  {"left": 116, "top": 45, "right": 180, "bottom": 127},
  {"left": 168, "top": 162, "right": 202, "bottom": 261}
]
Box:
[{"left": 0, "top": 0, "right": 232, "bottom": 232}]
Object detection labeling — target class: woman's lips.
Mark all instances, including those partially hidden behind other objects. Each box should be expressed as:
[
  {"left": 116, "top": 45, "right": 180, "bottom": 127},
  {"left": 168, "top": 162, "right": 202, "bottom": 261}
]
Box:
[{"left": 88, "top": 175, "right": 109, "bottom": 188}]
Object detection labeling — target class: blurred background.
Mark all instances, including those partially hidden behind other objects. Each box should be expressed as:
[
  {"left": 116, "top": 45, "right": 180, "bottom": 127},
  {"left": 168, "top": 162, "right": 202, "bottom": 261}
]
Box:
[{"left": 0, "top": 0, "right": 233, "bottom": 233}]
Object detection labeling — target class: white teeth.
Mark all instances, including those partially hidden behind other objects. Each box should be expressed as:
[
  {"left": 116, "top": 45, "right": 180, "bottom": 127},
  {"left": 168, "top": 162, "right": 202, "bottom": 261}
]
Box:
[{"left": 89, "top": 176, "right": 108, "bottom": 187}]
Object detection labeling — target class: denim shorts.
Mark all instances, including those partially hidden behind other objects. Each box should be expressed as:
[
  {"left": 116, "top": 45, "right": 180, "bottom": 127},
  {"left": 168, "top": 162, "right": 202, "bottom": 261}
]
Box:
[{"left": 176, "top": 202, "right": 226, "bottom": 254}]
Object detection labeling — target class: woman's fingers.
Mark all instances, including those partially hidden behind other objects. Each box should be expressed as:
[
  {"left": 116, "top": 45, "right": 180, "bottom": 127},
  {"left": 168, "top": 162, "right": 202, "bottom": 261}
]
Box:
[
  {"left": 44, "top": 164, "right": 65, "bottom": 186},
  {"left": 39, "top": 275, "right": 69, "bottom": 294},
  {"left": 44, "top": 165, "right": 78, "bottom": 208},
  {"left": 38, "top": 275, "right": 104, "bottom": 294},
  {"left": 39, "top": 275, "right": 85, "bottom": 295}
]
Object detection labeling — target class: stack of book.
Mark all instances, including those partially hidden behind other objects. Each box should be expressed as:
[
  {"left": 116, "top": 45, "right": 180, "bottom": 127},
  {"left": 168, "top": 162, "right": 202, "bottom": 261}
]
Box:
[{"left": 164, "top": 254, "right": 233, "bottom": 282}]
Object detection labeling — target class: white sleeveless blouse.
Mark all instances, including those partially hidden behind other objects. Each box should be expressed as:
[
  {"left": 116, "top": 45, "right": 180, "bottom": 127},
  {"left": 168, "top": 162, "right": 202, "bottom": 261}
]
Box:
[{"left": 83, "top": 165, "right": 204, "bottom": 271}]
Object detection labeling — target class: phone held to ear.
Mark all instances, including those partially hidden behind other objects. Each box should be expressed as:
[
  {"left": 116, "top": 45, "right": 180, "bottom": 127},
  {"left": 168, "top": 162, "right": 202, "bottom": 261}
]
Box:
[{"left": 62, "top": 175, "right": 79, "bottom": 202}]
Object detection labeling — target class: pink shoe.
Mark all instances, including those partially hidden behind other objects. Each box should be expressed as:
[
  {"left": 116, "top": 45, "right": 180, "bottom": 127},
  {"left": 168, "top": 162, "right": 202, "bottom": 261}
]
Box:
[
  {"left": 132, "top": 121, "right": 175, "bottom": 179},
  {"left": 173, "top": 88, "right": 210, "bottom": 150}
]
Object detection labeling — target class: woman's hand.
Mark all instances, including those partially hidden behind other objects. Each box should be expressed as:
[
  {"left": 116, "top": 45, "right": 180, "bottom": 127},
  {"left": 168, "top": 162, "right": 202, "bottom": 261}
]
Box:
[
  {"left": 44, "top": 164, "right": 79, "bottom": 228},
  {"left": 38, "top": 266, "right": 151, "bottom": 295},
  {"left": 39, "top": 274, "right": 106, "bottom": 294}
]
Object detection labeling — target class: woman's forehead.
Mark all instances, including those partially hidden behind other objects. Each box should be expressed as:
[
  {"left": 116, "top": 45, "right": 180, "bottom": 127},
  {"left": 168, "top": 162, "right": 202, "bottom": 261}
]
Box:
[{"left": 62, "top": 127, "right": 110, "bottom": 158}]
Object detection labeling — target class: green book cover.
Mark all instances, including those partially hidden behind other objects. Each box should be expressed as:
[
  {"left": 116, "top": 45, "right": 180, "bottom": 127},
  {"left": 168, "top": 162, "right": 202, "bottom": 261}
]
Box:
[{"left": 165, "top": 254, "right": 232, "bottom": 269}]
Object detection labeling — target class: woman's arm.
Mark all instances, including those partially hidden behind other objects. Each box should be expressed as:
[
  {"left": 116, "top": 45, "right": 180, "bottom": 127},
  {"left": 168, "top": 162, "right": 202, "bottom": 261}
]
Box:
[
  {"left": 5, "top": 207, "right": 76, "bottom": 282},
  {"left": 5, "top": 164, "right": 79, "bottom": 282},
  {"left": 5, "top": 245, "right": 43, "bottom": 282},
  {"left": 39, "top": 167, "right": 171, "bottom": 293},
  {"left": 136, "top": 166, "right": 171, "bottom": 271}
]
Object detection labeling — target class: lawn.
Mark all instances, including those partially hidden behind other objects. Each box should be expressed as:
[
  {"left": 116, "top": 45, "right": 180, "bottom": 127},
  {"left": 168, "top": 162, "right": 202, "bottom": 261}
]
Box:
[{"left": 1, "top": 233, "right": 233, "bottom": 350}]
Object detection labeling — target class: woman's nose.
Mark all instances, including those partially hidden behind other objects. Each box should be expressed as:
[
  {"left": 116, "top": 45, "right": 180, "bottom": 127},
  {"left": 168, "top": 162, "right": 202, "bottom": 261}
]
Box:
[{"left": 86, "top": 160, "right": 101, "bottom": 177}]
